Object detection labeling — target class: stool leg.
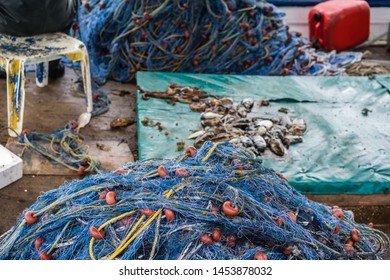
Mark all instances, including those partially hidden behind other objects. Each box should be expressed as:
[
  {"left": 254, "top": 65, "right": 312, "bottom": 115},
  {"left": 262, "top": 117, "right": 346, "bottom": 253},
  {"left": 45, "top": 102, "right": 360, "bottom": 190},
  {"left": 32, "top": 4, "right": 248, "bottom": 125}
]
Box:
[
  {"left": 80, "top": 47, "right": 93, "bottom": 114},
  {"left": 35, "top": 62, "right": 49, "bottom": 87},
  {"left": 6, "top": 59, "right": 25, "bottom": 137}
]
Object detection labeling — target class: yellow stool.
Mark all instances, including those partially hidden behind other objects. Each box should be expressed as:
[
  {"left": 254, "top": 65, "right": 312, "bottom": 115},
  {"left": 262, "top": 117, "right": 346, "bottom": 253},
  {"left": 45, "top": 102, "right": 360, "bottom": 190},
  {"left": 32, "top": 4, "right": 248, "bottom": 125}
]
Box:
[{"left": 0, "top": 32, "right": 93, "bottom": 137}]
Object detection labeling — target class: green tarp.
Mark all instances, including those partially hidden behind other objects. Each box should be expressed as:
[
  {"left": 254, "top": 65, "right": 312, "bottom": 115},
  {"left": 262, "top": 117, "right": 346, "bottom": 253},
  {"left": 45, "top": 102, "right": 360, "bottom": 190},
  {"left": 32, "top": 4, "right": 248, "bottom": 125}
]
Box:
[{"left": 136, "top": 72, "right": 390, "bottom": 194}]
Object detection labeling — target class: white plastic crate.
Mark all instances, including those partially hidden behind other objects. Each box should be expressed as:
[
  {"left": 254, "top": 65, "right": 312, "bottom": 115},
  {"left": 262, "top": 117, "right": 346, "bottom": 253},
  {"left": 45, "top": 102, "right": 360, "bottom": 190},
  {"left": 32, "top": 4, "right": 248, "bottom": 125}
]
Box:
[{"left": 0, "top": 144, "right": 22, "bottom": 189}]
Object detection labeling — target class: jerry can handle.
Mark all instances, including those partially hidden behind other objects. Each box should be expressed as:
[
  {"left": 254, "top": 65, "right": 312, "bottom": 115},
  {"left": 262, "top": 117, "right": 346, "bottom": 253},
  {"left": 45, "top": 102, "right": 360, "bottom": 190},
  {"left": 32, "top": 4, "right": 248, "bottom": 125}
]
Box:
[{"left": 313, "top": 12, "right": 323, "bottom": 46}]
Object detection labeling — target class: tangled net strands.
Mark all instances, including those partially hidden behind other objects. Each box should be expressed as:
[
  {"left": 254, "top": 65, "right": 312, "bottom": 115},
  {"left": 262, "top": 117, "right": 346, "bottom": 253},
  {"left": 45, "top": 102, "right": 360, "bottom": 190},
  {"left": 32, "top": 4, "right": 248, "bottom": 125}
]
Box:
[
  {"left": 18, "top": 123, "right": 103, "bottom": 175},
  {"left": 14, "top": 78, "right": 110, "bottom": 175},
  {"left": 0, "top": 142, "right": 388, "bottom": 260},
  {"left": 77, "top": 0, "right": 362, "bottom": 84}
]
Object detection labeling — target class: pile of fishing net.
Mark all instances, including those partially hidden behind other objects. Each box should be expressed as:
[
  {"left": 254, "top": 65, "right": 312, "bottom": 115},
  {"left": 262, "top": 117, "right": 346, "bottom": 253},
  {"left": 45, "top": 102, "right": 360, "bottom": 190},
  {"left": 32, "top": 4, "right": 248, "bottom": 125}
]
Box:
[
  {"left": 0, "top": 142, "right": 388, "bottom": 260},
  {"left": 76, "top": 0, "right": 362, "bottom": 84}
]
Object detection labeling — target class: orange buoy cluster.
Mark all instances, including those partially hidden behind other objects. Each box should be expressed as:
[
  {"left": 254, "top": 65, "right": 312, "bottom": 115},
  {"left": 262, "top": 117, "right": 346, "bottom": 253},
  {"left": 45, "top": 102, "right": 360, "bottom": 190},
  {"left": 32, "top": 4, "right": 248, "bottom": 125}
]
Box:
[{"left": 199, "top": 228, "right": 227, "bottom": 247}]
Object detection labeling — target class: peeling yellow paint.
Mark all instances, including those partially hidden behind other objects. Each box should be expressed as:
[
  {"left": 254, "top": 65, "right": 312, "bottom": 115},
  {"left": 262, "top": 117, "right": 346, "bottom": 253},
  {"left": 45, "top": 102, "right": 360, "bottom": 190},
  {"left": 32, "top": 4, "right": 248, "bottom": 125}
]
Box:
[
  {"left": 7, "top": 59, "right": 25, "bottom": 131},
  {"left": 65, "top": 51, "right": 83, "bottom": 62}
]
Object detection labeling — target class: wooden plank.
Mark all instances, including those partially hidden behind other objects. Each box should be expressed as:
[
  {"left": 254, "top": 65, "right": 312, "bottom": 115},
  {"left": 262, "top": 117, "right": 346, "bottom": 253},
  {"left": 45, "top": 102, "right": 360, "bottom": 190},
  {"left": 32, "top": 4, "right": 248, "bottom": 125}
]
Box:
[
  {"left": 5, "top": 138, "right": 133, "bottom": 176},
  {"left": 307, "top": 194, "right": 390, "bottom": 207}
]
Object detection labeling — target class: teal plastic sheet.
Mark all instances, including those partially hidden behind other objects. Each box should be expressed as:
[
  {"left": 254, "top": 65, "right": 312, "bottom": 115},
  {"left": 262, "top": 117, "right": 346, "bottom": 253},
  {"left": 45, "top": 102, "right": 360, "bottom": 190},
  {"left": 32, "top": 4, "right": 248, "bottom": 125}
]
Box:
[{"left": 136, "top": 72, "right": 390, "bottom": 194}]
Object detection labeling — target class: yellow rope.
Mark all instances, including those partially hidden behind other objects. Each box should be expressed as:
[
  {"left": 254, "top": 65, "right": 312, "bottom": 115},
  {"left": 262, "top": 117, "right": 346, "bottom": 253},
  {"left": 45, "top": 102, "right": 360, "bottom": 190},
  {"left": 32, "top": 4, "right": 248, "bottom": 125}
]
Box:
[
  {"left": 148, "top": 212, "right": 162, "bottom": 260},
  {"left": 35, "top": 185, "right": 110, "bottom": 216},
  {"left": 245, "top": 149, "right": 257, "bottom": 160},
  {"left": 98, "top": 210, "right": 138, "bottom": 231},
  {"left": 48, "top": 221, "right": 71, "bottom": 254},
  {"left": 89, "top": 212, "right": 144, "bottom": 260},
  {"left": 178, "top": 153, "right": 189, "bottom": 163},
  {"left": 89, "top": 237, "right": 96, "bottom": 260},
  {"left": 106, "top": 209, "right": 162, "bottom": 260},
  {"left": 89, "top": 185, "right": 180, "bottom": 260},
  {"left": 89, "top": 150, "right": 189, "bottom": 260},
  {"left": 113, "top": 215, "right": 145, "bottom": 252},
  {"left": 202, "top": 142, "right": 221, "bottom": 162}
]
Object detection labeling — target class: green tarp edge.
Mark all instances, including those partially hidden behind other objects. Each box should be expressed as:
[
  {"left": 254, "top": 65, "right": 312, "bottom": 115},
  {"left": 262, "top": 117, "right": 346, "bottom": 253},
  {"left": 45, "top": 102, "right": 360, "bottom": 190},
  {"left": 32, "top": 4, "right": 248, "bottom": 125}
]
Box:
[{"left": 136, "top": 72, "right": 390, "bottom": 194}]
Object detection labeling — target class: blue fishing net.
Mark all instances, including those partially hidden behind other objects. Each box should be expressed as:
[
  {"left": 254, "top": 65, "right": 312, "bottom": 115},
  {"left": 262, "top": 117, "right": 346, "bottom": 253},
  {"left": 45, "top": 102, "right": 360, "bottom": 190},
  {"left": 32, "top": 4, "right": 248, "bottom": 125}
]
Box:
[
  {"left": 76, "top": 0, "right": 362, "bottom": 84},
  {"left": 0, "top": 142, "right": 388, "bottom": 260}
]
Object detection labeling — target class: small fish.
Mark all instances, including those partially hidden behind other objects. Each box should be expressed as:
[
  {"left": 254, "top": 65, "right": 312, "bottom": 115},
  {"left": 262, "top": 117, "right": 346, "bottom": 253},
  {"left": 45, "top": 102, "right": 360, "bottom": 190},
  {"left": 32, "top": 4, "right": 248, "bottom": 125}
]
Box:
[
  {"left": 240, "top": 98, "right": 254, "bottom": 110},
  {"left": 252, "top": 135, "right": 267, "bottom": 152},
  {"left": 201, "top": 119, "right": 221, "bottom": 127},
  {"left": 200, "top": 112, "right": 223, "bottom": 120},
  {"left": 220, "top": 97, "right": 234, "bottom": 106},
  {"left": 211, "top": 133, "right": 231, "bottom": 142},
  {"left": 240, "top": 136, "right": 253, "bottom": 147},
  {"left": 222, "top": 114, "right": 236, "bottom": 123},
  {"left": 210, "top": 97, "right": 234, "bottom": 108},
  {"left": 283, "top": 135, "right": 303, "bottom": 146},
  {"left": 194, "top": 132, "right": 214, "bottom": 147},
  {"left": 269, "top": 126, "right": 287, "bottom": 138},
  {"left": 269, "top": 137, "right": 286, "bottom": 156},
  {"left": 236, "top": 107, "right": 248, "bottom": 118},
  {"left": 255, "top": 120, "right": 273, "bottom": 130},
  {"left": 279, "top": 115, "right": 292, "bottom": 128},
  {"left": 190, "top": 102, "right": 207, "bottom": 112},
  {"left": 186, "top": 130, "right": 205, "bottom": 140},
  {"left": 256, "top": 126, "right": 267, "bottom": 136},
  {"left": 289, "top": 118, "right": 307, "bottom": 136}
]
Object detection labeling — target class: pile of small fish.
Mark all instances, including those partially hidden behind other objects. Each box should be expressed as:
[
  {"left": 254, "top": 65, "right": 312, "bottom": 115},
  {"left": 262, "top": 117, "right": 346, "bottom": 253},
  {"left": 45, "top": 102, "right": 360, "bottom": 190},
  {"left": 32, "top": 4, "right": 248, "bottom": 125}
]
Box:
[
  {"left": 188, "top": 97, "right": 307, "bottom": 157},
  {"left": 139, "top": 84, "right": 307, "bottom": 157}
]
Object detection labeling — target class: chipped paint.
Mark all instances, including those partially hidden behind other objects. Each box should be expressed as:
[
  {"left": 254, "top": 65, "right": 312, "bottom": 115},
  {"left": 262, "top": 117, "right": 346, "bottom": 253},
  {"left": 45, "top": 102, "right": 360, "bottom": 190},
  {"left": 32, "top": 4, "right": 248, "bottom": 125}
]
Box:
[
  {"left": 35, "top": 62, "right": 48, "bottom": 87},
  {"left": 0, "top": 32, "right": 93, "bottom": 136},
  {"left": 6, "top": 59, "right": 25, "bottom": 135}
]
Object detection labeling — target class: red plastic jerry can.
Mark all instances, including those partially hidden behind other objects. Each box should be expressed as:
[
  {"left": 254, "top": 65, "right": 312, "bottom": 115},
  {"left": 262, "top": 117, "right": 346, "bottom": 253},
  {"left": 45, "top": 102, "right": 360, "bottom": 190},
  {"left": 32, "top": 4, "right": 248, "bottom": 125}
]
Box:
[{"left": 309, "top": 0, "right": 370, "bottom": 51}]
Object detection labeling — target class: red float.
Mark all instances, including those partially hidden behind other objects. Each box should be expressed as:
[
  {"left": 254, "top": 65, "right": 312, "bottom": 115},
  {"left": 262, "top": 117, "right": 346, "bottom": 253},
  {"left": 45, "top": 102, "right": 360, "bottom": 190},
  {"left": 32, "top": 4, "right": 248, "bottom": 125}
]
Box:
[
  {"left": 222, "top": 201, "right": 239, "bottom": 217},
  {"left": 24, "top": 211, "right": 38, "bottom": 224}
]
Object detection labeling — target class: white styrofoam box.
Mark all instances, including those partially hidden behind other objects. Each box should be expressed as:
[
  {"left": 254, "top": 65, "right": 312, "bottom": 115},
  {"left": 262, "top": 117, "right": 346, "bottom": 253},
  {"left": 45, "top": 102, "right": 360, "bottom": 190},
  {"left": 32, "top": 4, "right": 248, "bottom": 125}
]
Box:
[
  {"left": 0, "top": 144, "right": 23, "bottom": 189},
  {"left": 282, "top": 7, "right": 390, "bottom": 42}
]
